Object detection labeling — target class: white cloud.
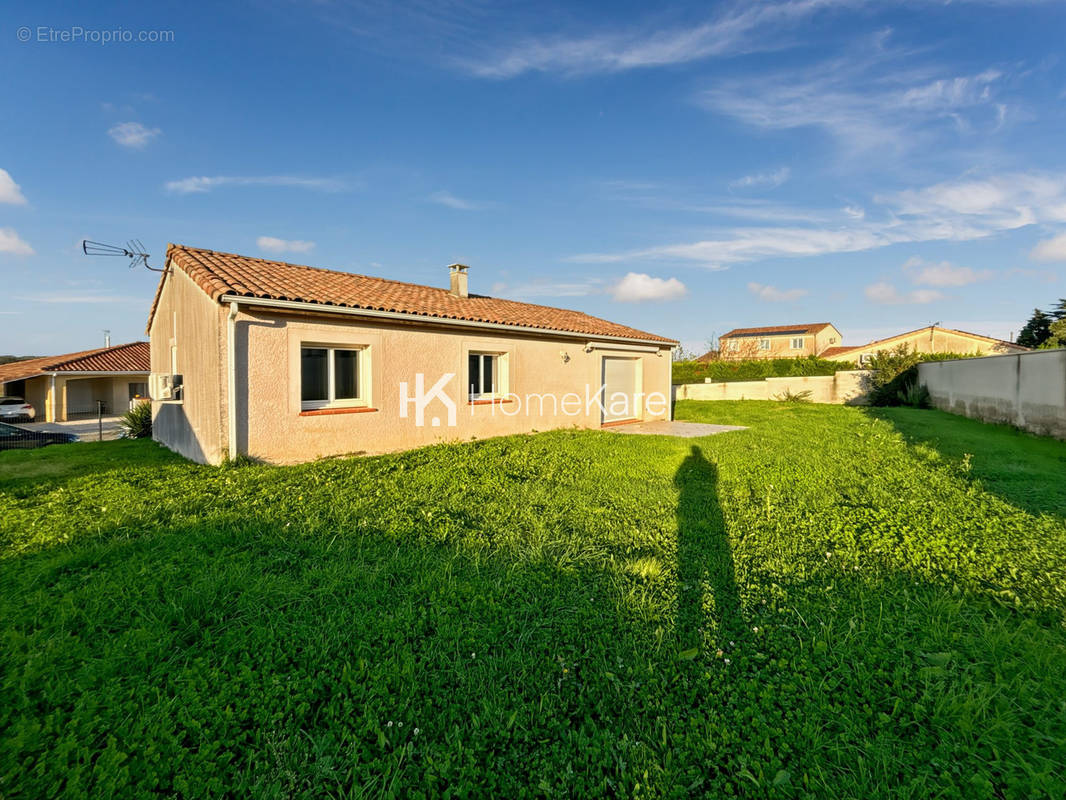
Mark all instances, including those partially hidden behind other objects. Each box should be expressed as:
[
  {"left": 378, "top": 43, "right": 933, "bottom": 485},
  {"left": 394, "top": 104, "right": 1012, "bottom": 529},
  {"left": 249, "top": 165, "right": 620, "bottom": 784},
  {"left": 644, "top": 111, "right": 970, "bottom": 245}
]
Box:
[
  {"left": 730, "top": 167, "right": 791, "bottom": 190},
  {"left": 256, "top": 236, "right": 316, "bottom": 254},
  {"left": 569, "top": 171, "right": 1066, "bottom": 269},
  {"left": 0, "top": 169, "right": 27, "bottom": 205},
  {"left": 165, "top": 175, "right": 347, "bottom": 194},
  {"left": 428, "top": 190, "right": 482, "bottom": 210},
  {"left": 747, "top": 282, "right": 808, "bottom": 302},
  {"left": 901, "top": 256, "right": 994, "bottom": 287},
  {"left": 0, "top": 228, "right": 33, "bottom": 255},
  {"left": 461, "top": 0, "right": 857, "bottom": 78},
  {"left": 864, "top": 282, "right": 943, "bottom": 305},
  {"left": 1030, "top": 232, "right": 1066, "bottom": 262},
  {"left": 108, "top": 122, "right": 161, "bottom": 149},
  {"left": 608, "top": 272, "right": 687, "bottom": 302},
  {"left": 697, "top": 43, "right": 1006, "bottom": 154}
]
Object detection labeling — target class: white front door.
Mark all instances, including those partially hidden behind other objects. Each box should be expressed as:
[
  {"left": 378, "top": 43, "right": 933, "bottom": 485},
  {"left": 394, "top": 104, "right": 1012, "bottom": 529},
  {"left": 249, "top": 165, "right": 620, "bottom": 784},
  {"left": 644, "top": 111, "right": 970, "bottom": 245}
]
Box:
[{"left": 601, "top": 357, "right": 639, "bottom": 424}]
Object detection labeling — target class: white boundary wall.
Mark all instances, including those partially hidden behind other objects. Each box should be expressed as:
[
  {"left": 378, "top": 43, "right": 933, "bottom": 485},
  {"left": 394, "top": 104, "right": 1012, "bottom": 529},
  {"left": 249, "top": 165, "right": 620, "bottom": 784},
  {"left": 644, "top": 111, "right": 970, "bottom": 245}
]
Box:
[
  {"left": 918, "top": 349, "right": 1066, "bottom": 439},
  {"left": 674, "top": 370, "right": 872, "bottom": 405}
]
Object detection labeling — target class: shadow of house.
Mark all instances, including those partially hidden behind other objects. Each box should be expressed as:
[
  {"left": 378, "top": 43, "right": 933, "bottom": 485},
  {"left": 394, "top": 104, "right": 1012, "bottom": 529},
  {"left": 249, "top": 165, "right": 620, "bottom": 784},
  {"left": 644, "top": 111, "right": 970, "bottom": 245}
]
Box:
[{"left": 674, "top": 445, "right": 742, "bottom": 650}]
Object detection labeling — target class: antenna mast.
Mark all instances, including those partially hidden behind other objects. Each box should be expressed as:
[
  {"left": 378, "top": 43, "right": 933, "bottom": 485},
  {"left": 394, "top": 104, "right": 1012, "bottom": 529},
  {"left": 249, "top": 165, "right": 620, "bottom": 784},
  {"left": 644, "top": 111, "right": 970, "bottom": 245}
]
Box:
[{"left": 82, "top": 239, "right": 164, "bottom": 272}]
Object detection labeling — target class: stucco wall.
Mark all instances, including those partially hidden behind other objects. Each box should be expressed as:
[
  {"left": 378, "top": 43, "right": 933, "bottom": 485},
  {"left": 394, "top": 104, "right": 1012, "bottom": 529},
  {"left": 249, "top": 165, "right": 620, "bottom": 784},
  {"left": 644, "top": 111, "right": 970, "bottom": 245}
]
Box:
[
  {"left": 823, "top": 328, "right": 1025, "bottom": 362},
  {"left": 674, "top": 370, "right": 872, "bottom": 404},
  {"left": 918, "top": 350, "right": 1066, "bottom": 439},
  {"left": 231, "top": 307, "right": 672, "bottom": 464},
  {"left": 150, "top": 267, "right": 226, "bottom": 463}
]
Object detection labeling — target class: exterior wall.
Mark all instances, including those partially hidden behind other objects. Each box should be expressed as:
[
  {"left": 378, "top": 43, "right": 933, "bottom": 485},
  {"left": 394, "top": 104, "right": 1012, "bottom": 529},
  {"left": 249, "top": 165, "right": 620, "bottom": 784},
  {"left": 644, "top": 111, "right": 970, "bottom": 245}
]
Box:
[
  {"left": 150, "top": 266, "right": 226, "bottom": 464},
  {"left": 814, "top": 325, "right": 844, "bottom": 355},
  {"left": 823, "top": 327, "right": 1026, "bottom": 363},
  {"left": 674, "top": 370, "right": 872, "bottom": 405},
  {"left": 229, "top": 307, "right": 673, "bottom": 465},
  {"left": 919, "top": 350, "right": 1066, "bottom": 439},
  {"left": 14, "top": 377, "right": 48, "bottom": 419}
]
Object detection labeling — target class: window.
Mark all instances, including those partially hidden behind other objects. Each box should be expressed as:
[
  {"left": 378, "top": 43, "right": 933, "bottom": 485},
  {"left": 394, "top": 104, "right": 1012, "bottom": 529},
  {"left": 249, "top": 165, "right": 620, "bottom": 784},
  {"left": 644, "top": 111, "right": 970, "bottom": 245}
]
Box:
[
  {"left": 727, "top": 340, "right": 739, "bottom": 351},
  {"left": 301, "top": 346, "right": 364, "bottom": 409},
  {"left": 758, "top": 338, "right": 771, "bottom": 350},
  {"left": 859, "top": 353, "right": 873, "bottom": 366},
  {"left": 791, "top": 337, "right": 804, "bottom": 349},
  {"left": 128, "top": 382, "right": 148, "bottom": 400},
  {"left": 468, "top": 352, "right": 498, "bottom": 400}
]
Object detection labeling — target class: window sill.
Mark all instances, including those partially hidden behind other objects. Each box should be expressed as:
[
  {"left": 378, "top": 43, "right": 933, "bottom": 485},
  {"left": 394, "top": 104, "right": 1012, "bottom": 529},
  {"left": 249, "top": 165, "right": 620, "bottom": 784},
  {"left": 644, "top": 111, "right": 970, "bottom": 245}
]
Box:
[
  {"left": 299, "top": 406, "right": 378, "bottom": 417},
  {"left": 601, "top": 418, "right": 640, "bottom": 428},
  {"left": 468, "top": 398, "right": 514, "bottom": 406}
]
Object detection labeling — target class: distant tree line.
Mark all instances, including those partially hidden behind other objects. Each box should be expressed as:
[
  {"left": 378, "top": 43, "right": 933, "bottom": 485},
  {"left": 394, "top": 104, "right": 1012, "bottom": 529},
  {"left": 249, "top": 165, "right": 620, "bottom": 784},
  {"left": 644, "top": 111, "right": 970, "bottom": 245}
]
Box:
[
  {"left": 1017, "top": 299, "right": 1066, "bottom": 348},
  {"left": 0, "top": 355, "right": 37, "bottom": 366}
]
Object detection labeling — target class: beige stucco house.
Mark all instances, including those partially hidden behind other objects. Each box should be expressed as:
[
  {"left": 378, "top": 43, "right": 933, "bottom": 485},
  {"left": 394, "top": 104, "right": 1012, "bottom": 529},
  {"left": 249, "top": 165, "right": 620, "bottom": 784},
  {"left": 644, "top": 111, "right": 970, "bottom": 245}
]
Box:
[
  {"left": 820, "top": 326, "right": 1027, "bottom": 364},
  {"left": 0, "top": 342, "right": 149, "bottom": 421},
  {"left": 715, "top": 323, "right": 843, "bottom": 359},
  {"left": 146, "top": 245, "right": 677, "bottom": 465}
]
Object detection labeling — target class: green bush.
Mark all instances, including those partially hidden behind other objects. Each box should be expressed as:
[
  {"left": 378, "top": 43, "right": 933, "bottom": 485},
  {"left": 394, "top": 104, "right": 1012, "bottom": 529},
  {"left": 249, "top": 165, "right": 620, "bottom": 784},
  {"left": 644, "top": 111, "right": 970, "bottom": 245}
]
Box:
[
  {"left": 865, "top": 345, "right": 922, "bottom": 406},
  {"left": 773, "top": 388, "right": 813, "bottom": 402},
  {"left": 118, "top": 401, "right": 152, "bottom": 439},
  {"left": 896, "top": 381, "right": 931, "bottom": 408},
  {"left": 672, "top": 356, "right": 852, "bottom": 385}
]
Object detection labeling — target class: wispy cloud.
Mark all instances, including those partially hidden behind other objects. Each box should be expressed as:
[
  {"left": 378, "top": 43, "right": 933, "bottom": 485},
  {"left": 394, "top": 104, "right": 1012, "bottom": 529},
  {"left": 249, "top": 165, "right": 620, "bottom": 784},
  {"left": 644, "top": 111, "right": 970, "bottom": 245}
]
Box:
[
  {"left": 492, "top": 277, "right": 604, "bottom": 299},
  {"left": 165, "top": 175, "right": 347, "bottom": 194},
  {"left": 460, "top": 0, "right": 853, "bottom": 78},
  {"left": 864, "top": 282, "right": 943, "bottom": 305},
  {"left": 697, "top": 41, "right": 1007, "bottom": 154},
  {"left": 0, "top": 169, "right": 27, "bottom": 205},
  {"left": 257, "top": 236, "right": 316, "bottom": 254},
  {"left": 747, "top": 282, "right": 808, "bottom": 302},
  {"left": 731, "top": 167, "right": 791, "bottom": 190},
  {"left": 16, "top": 292, "right": 142, "bottom": 304},
  {"left": 901, "top": 256, "right": 993, "bottom": 287},
  {"left": 108, "top": 121, "right": 162, "bottom": 149},
  {"left": 428, "top": 190, "right": 484, "bottom": 210},
  {"left": 608, "top": 272, "right": 687, "bottom": 302},
  {"left": 0, "top": 228, "right": 33, "bottom": 256},
  {"left": 569, "top": 171, "right": 1066, "bottom": 269},
  {"left": 1029, "top": 232, "right": 1066, "bottom": 262}
]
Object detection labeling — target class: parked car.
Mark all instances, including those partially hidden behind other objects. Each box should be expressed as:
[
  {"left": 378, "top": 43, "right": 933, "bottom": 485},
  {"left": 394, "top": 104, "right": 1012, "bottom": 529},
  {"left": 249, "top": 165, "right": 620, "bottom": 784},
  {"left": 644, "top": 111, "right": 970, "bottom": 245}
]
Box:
[
  {"left": 0, "top": 421, "right": 77, "bottom": 450},
  {"left": 0, "top": 397, "right": 35, "bottom": 422}
]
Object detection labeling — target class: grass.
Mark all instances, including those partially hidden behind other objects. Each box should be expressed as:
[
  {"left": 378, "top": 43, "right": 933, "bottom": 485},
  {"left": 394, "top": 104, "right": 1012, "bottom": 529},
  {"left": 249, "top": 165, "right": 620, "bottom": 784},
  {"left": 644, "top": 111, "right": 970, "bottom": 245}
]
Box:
[{"left": 1, "top": 401, "right": 1065, "bottom": 798}]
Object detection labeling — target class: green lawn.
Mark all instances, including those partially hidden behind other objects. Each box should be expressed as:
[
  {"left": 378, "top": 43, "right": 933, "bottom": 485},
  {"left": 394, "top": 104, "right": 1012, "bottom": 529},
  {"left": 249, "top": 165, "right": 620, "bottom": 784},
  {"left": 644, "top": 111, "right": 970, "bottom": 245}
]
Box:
[{"left": 1, "top": 401, "right": 1064, "bottom": 798}]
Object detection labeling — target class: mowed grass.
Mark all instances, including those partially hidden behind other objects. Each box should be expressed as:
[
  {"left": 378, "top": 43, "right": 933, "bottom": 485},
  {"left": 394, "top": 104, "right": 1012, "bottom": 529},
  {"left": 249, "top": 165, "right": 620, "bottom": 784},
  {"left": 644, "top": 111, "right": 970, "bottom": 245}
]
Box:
[{"left": 1, "top": 401, "right": 1065, "bottom": 798}]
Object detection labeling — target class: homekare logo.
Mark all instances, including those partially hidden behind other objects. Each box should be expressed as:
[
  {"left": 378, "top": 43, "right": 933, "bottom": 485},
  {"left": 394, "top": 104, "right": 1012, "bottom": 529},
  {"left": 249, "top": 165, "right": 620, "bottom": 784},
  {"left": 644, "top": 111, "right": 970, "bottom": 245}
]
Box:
[{"left": 399, "top": 373, "right": 669, "bottom": 427}]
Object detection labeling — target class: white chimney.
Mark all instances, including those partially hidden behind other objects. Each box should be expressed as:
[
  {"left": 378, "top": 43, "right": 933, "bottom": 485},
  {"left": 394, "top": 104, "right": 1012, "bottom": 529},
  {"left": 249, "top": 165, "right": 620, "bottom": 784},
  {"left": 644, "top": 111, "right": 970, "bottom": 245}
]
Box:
[
  {"left": 103, "top": 329, "right": 111, "bottom": 347},
  {"left": 448, "top": 263, "right": 469, "bottom": 298}
]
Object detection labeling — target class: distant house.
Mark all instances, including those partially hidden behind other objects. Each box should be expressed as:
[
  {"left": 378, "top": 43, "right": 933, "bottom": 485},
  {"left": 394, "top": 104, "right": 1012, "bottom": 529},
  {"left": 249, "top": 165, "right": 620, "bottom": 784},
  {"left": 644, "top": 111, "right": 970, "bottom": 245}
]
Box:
[
  {"left": 820, "top": 326, "right": 1027, "bottom": 365},
  {"left": 712, "top": 323, "right": 843, "bottom": 360},
  {"left": 0, "top": 342, "right": 150, "bottom": 421},
  {"left": 146, "top": 245, "right": 676, "bottom": 465}
]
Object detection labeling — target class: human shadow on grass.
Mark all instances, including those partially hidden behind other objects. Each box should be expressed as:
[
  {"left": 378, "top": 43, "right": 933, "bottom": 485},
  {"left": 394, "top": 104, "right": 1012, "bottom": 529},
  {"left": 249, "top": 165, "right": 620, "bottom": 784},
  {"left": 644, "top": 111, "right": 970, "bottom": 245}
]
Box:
[
  {"left": 674, "top": 445, "right": 743, "bottom": 650},
  {"left": 863, "top": 407, "right": 1066, "bottom": 519}
]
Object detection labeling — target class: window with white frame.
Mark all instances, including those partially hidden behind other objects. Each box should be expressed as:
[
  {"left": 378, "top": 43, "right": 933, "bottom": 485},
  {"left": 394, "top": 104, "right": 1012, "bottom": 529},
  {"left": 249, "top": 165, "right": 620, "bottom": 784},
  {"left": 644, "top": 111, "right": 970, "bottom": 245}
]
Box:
[
  {"left": 859, "top": 353, "right": 873, "bottom": 366},
  {"left": 727, "top": 340, "right": 739, "bottom": 351},
  {"left": 791, "top": 337, "right": 804, "bottom": 349},
  {"left": 468, "top": 352, "right": 506, "bottom": 400},
  {"left": 301, "top": 345, "right": 366, "bottom": 410},
  {"left": 758, "top": 338, "right": 771, "bottom": 350}
]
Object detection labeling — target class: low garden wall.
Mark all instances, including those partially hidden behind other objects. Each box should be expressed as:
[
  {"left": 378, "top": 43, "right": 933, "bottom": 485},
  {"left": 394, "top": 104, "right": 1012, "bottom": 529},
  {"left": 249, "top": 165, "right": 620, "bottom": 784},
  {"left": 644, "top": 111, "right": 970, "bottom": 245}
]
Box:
[
  {"left": 673, "top": 370, "right": 872, "bottom": 405},
  {"left": 918, "top": 349, "right": 1066, "bottom": 439}
]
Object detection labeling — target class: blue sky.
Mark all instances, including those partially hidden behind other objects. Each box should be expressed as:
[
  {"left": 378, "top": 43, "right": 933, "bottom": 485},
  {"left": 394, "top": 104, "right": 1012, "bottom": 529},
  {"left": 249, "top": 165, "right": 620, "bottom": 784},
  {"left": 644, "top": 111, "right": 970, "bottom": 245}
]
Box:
[{"left": 3, "top": 0, "right": 1066, "bottom": 355}]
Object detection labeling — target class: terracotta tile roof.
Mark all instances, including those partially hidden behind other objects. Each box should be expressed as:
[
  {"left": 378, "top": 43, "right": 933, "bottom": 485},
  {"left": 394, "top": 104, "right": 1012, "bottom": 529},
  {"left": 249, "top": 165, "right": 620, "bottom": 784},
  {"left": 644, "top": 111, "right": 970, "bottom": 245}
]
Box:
[
  {"left": 720, "top": 323, "right": 835, "bottom": 338},
  {"left": 819, "top": 346, "right": 858, "bottom": 359},
  {"left": 0, "top": 342, "right": 150, "bottom": 384},
  {"left": 826, "top": 326, "right": 1027, "bottom": 356},
  {"left": 147, "top": 244, "right": 677, "bottom": 344}
]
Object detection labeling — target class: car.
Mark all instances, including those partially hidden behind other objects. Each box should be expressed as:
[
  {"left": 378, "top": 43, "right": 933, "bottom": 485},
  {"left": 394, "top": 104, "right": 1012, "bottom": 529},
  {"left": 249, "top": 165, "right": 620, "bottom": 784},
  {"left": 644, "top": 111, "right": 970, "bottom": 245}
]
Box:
[
  {"left": 0, "top": 421, "right": 78, "bottom": 450},
  {"left": 0, "top": 396, "right": 36, "bottom": 422}
]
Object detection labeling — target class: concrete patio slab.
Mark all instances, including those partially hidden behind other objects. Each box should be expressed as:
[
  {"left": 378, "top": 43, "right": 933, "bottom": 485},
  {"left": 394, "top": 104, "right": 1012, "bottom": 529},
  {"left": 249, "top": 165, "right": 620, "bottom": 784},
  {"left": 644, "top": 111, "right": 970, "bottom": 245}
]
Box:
[{"left": 604, "top": 420, "right": 747, "bottom": 438}]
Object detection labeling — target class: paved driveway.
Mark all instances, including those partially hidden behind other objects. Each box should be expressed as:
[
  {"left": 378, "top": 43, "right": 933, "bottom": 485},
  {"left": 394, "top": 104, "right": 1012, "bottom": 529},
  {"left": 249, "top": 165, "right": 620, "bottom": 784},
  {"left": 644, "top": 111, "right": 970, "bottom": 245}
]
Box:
[{"left": 17, "top": 416, "right": 124, "bottom": 442}]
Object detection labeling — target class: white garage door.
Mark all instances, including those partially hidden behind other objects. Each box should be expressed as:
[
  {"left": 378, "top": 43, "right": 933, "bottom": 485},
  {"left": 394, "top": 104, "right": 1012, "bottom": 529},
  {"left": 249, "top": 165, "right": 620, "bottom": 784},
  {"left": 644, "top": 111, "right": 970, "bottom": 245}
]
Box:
[{"left": 601, "top": 357, "right": 639, "bottom": 424}]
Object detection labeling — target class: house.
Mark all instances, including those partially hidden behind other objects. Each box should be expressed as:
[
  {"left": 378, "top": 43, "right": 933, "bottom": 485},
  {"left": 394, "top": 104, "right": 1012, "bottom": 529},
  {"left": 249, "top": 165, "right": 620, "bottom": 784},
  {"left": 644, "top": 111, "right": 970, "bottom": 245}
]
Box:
[
  {"left": 714, "top": 323, "right": 843, "bottom": 360},
  {"left": 146, "top": 245, "right": 677, "bottom": 464},
  {"left": 820, "top": 326, "right": 1027, "bottom": 365},
  {"left": 0, "top": 342, "right": 150, "bottom": 421}
]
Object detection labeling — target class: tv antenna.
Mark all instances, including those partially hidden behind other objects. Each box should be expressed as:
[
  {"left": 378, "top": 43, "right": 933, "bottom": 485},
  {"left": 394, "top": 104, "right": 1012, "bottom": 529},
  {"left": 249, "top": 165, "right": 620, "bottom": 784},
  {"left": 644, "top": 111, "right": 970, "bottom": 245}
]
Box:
[{"left": 82, "top": 239, "right": 164, "bottom": 272}]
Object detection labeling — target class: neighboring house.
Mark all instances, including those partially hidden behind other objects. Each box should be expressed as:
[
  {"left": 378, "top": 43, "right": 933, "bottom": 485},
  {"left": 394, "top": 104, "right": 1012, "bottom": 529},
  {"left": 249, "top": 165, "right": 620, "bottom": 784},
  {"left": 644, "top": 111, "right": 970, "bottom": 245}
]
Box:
[
  {"left": 0, "top": 342, "right": 150, "bottom": 421},
  {"left": 146, "top": 245, "right": 677, "bottom": 465},
  {"left": 820, "top": 326, "right": 1027, "bottom": 365},
  {"left": 713, "top": 323, "right": 843, "bottom": 360}
]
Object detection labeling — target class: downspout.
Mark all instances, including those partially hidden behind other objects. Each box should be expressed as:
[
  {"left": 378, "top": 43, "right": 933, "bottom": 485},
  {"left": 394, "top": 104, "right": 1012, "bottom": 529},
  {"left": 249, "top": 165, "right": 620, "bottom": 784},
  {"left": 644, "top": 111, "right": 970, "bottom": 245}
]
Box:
[
  {"left": 227, "top": 301, "right": 239, "bottom": 460},
  {"left": 48, "top": 373, "right": 56, "bottom": 423}
]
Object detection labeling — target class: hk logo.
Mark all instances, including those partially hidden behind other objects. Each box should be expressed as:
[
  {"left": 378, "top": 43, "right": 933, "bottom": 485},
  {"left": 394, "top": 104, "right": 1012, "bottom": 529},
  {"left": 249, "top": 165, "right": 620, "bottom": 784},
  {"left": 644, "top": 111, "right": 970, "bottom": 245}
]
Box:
[{"left": 399, "top": 373, "right": 457, "bottom": 427}]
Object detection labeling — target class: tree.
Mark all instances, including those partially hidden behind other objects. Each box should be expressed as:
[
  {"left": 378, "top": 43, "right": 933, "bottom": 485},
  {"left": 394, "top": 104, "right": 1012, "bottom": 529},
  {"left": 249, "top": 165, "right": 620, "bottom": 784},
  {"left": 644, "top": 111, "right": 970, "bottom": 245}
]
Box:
[
  {"left": 1049, "top": 298, "right": 1066, "bottom": 321},
  {"left": 1017, "top": 309, "right": 1052, "bottom": 348},
  {"left": 1040, "top": 318, "right": 1066, "bottom": 349}
]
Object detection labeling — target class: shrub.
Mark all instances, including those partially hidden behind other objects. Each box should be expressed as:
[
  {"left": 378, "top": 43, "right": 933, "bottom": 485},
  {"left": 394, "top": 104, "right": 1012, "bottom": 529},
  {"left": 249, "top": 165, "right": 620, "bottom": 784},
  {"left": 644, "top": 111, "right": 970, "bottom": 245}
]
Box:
[
  {"left": 773, "top": 388, "right": 813, "bottom": 402},
  {"left": 672, "top": 356, "right": 852, "bottom": 385},
  {"left": 864, "top": 345, "right": 922, "bottom": 406},
  {"left": 896, "top": 381, "right": 931, "bottom": 409},
  {"left": 118, "top": 401, "right": 152, "bottom": 439}
]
